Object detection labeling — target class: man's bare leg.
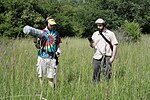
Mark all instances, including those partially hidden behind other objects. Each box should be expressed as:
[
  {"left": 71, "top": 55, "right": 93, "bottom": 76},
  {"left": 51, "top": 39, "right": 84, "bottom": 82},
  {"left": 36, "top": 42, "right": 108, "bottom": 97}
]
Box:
[
  {"left": 48, "top": 78, "right": 54, "bottom": 88},
  {"left": 39, "top": 77, "right": 43, "bottom": 87}
]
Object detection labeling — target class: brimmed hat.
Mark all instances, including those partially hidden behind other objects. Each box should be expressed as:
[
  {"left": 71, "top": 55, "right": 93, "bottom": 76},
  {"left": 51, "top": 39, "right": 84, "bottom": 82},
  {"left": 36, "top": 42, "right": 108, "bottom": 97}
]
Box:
[
  {"left": 95, "top": 18, "right": 105, "bottom": 24},
  {"left": 47, "top": 18, "right": 56, "bottom": 25}
]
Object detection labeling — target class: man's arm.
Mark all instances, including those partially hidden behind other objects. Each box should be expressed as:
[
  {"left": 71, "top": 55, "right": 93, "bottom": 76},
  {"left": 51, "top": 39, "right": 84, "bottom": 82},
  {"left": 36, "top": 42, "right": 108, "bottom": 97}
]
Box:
[
  {"left": 89, "top": 40, "right": 100, "bottom": 48},
  {"left": 56, "top": 35, "right": 62, "bottom": 57},
  {"left": 88, "top": 36, "right": 100, "bottom": 48},
  {"left": 110, "top": 44, "right": 118, "bottom": 63},
  {"left": 90, "top": 41, "right": 99, "bottom": 48}
]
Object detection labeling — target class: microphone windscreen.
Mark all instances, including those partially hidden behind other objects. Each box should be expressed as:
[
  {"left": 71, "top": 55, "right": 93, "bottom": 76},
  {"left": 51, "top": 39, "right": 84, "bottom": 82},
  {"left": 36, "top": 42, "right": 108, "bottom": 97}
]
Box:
[
  {"left": 23, "top": 25, "right": 42, "bottom": 35},
  {"left": 23, "top": 25, "right": 32, "bottom": 35}
]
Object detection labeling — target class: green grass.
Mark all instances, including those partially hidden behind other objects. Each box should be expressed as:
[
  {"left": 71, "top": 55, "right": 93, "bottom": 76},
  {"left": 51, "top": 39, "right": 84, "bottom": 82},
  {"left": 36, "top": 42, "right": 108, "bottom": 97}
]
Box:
[{"left": 0, "top": 35, "right": 150, "bottom": 100}]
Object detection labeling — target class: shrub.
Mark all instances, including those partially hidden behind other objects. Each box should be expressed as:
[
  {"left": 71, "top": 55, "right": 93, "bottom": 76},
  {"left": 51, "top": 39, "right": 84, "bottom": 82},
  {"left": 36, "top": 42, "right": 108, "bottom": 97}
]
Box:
[{"left": 121, "top": 20, "right": 141, "bottom": 42}]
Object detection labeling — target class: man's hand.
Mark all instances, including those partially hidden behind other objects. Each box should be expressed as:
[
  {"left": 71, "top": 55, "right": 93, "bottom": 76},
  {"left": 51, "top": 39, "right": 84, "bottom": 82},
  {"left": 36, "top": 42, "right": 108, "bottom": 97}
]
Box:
[
  {"left": 90, "top": 39, "right": 100, "bottom": 48},
  {"left": 55, "top": 52, "right": 60, "bottom": 57},
  {"left": 55, "top": 47, "right": 61, "bottom": 57},
  {"left": 109, "top": 57, "right": 114, "bottom": 64},
  {"left": 109, "top": 44, "right": 118, "bottom": 63}
]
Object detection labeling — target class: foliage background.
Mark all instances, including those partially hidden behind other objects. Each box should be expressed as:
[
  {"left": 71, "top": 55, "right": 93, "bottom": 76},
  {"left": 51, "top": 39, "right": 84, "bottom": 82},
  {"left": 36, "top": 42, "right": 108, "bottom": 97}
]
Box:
[{"left": 0, "top": 0, "right": 150, "bottom": 38}]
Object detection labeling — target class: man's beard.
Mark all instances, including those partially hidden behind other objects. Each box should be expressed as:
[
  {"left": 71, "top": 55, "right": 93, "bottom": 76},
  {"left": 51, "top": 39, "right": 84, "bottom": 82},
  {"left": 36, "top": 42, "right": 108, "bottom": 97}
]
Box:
[{"left": 98, "top": 27, "right": 104, "bottom": 32}]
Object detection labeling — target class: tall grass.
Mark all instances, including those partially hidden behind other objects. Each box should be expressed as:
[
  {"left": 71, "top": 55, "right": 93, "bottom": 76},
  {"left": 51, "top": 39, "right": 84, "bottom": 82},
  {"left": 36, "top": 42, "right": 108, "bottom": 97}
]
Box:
[{"left": 0, "top": 35, "right": 150, "bottom": 100}]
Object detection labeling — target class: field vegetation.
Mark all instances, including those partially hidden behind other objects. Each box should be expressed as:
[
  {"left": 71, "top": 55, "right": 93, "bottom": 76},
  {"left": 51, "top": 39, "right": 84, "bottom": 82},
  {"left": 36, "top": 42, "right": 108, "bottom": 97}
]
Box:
[{"left": 0, "top": 35, "right": 150, "bottom": 100}]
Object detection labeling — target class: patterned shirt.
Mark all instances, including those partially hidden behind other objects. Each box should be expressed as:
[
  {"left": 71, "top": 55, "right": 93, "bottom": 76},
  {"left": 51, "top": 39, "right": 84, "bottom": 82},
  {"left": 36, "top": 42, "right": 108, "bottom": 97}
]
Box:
[{"left": 37, "top": 28, "right": 61, "bottom": 58}]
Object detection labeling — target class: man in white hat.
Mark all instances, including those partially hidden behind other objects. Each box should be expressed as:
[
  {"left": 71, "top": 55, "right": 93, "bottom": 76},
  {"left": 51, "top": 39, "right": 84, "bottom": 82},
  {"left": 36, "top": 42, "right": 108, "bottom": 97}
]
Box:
[{"left": 88, "top": 18, "right": 118, "bottom": 84}]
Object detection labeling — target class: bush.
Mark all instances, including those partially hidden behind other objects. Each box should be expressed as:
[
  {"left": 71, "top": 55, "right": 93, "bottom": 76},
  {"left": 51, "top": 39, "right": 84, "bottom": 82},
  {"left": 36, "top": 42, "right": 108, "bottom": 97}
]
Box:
[{"left": 121, "top": 20, "right": 141, "bottom": 42}]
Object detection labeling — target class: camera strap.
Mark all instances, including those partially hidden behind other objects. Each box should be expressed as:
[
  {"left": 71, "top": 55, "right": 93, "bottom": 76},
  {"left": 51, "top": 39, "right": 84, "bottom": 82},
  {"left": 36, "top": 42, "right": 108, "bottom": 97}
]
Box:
[{"left": 99, "top": 31, "right": 113, "bottom": 51}]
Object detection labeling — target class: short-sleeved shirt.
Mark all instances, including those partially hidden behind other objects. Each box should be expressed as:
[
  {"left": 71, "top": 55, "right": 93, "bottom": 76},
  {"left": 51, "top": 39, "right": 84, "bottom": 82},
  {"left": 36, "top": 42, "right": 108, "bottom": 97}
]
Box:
[
  {"left": 92, "top": 29, "right": 118, "bottom": 60},
  {"left": 37, "top": 28, "right": 61, "bottom": 58}
]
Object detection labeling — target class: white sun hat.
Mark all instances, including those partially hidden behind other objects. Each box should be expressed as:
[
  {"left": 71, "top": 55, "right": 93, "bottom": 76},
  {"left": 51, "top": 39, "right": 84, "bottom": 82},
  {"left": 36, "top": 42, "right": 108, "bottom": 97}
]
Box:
[{"left": 95, "top": 18, "right": 105, "bottom": 24}]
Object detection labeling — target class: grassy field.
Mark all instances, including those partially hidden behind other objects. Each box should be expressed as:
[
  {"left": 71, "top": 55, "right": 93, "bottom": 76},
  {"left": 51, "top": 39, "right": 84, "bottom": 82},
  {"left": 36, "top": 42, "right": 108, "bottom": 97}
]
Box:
[{"left": 0, "top": 35, "right": 150, "bottom": 100}]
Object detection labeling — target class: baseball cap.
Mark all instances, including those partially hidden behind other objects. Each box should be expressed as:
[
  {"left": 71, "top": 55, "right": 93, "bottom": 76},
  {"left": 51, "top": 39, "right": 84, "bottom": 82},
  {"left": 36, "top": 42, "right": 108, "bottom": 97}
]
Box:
[{"left": 48, "top": 18, "right": 56, "bottom": 25}]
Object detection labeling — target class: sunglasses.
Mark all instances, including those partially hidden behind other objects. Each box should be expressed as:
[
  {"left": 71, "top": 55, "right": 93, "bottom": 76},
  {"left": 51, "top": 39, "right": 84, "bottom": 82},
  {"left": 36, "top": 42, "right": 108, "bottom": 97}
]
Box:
[{"left": 49, "top": 24, "right": 56, "bottom": 27}]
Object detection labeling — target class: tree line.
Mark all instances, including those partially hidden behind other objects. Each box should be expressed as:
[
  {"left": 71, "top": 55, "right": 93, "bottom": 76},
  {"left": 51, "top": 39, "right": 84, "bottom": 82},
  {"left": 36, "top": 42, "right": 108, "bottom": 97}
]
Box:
[{"left": 0, "top": 0, "right": 150, "bottom": 38}]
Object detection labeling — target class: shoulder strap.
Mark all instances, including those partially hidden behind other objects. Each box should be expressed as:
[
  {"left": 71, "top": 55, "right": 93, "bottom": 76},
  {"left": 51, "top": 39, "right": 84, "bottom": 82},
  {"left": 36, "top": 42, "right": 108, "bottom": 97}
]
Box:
[{"left": 99, "top": 31, "right": 113, "bottom": 51}]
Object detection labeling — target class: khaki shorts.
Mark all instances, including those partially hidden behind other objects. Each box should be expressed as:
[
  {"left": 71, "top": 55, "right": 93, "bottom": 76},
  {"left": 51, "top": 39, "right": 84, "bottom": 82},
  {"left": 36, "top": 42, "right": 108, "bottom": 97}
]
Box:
[{"left": 36, "top": 56, "right": 56, "bottom": 78}]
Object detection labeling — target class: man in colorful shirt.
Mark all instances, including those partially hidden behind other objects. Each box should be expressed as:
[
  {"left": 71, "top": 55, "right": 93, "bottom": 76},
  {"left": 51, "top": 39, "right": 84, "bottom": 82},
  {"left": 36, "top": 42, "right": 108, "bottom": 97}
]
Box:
[{"left": 23, "top": 18, "right": 62, "bottom": 88}]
